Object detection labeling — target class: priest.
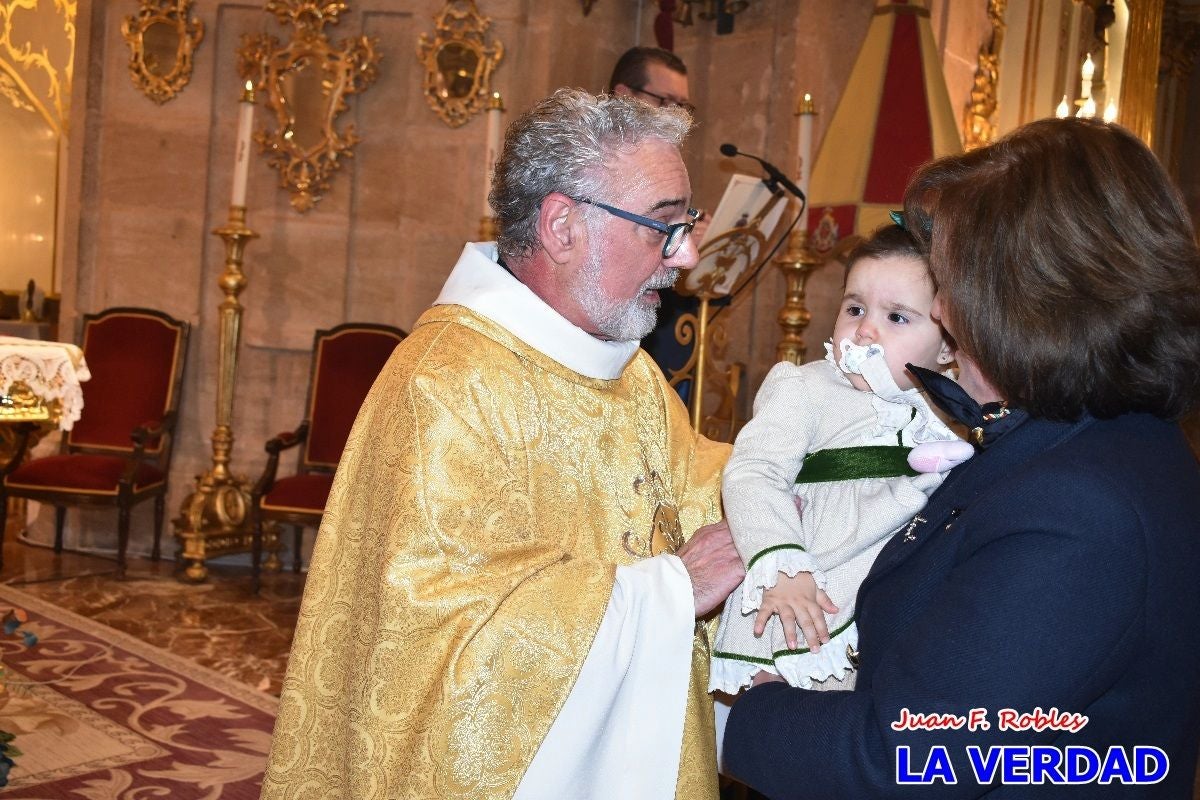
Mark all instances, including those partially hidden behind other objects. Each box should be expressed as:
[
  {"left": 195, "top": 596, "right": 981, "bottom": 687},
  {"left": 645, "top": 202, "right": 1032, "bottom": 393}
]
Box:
[{"left": 262, "top": 88, "right": 744, "bottom": 800}]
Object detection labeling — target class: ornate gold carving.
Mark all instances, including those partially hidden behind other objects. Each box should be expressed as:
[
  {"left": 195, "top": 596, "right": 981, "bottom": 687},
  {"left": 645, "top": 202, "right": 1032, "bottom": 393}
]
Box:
[
  {"left": 964, "top": 0, "right": 1007, "bottom": 150},
  {"left": 0, "top": 0, "right": 76, "bottom": 134},
  {"left": 774, "top": 227, "right": 826, "bottom": 366},
  {"left": 417, "top": 0, "right": 503, "bottom": 128},
  {"left": 120, "top": 0, "right": 204, "bottom": 105},
  {"left": 173, "top": 206, "right": 279, "bottom": 582},
  {"left": 0, "top": 381, "right": 55, "bottom": 424},
  {"left": 239, "top": 0, "right": 381, "bottom": 212},
  {"left": 672, "top": 227, "right": 761, "bottom": 437},
  {"left": 671, "top": 203, "right": 787, "bottom": 442}
]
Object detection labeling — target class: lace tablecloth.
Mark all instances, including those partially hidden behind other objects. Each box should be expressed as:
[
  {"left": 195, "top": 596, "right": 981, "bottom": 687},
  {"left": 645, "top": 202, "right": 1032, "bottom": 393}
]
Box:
[{"left": 0, "top": 336, "right": 91, "bottom": 431}]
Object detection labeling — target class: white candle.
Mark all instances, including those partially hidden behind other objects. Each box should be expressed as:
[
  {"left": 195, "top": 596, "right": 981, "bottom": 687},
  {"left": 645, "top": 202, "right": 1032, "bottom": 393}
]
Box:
[
  {"left": 231, "top": 80, "right": 255, "bottom": 208},
  {"left": 1103, "top": 99, "right": 1118, "bottom": 123},
  {"left": 1080, "top": 53, "right": 1094, "bottom": 103},
  {"left": 482, "top": 92, "right": 504, "bottom": 221},
  {"left": 1055, "top": 95, "right": 1071, "bottom": 119},
  {"left": 796, "top": 92, "right": 815, "bottom": 230}
]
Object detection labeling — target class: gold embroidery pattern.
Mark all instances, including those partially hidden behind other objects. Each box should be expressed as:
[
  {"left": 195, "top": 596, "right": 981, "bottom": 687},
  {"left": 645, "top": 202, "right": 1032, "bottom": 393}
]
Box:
[{"left": 263, "top": 306, "right": 729, "bottom": 799}]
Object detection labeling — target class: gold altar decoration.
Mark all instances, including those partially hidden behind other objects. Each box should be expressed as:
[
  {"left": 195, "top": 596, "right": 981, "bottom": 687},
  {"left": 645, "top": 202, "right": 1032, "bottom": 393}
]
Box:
[
  {"left": 417, "top": 0, "right": 503, "bottom": 128},
  {"left": 672, "top": 202, "right": 783, "bottom": 442},
  {"left": 238, "top": 0, "right": 381, "bottom": 213},
  {"left": 0, "top": 0, "right": 76, "bottom": 135},
  {"left": 963, "top": 0, "right": 1006, "bottom": 150},
  {"left": 774, "top": 226, "right": 826, "bottom": 367},
  {"left": 0, "top": 381, "right": 56, "bottom": 426},
  {"left": 174, "top": 206, "right": 278, "bottom": 582},
  {"left": 120, "top": 0, "right": 204, "bottom": 105},
  {"left": 1118, "top": 0, "right": 1165, "bottom": 147}
]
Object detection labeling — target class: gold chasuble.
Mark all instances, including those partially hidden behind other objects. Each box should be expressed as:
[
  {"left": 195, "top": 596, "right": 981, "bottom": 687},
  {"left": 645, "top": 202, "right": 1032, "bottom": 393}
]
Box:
[{"left": 263, "top": 251, "right": 728, "bottom": 799}]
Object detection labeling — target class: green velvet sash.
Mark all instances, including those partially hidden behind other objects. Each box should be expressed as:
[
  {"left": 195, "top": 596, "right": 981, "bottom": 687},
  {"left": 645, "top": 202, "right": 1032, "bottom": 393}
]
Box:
[{"left": 795, "top": 445, "right": 918, "bottom": 484}]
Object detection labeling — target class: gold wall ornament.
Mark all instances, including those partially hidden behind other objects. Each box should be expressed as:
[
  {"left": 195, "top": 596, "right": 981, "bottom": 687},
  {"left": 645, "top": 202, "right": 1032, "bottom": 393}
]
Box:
[
  {"left": 0, "top": 0, "right": 76, "bottom": 135},
  {"left": 120, "top": 0, "right": 204, "bottom": 105},
  {"left": 0, "top": 70, "right": 33, "bottom": 111},
  {"left": 239, "top": 0, "right": 381, "bottom": 212},
  {"left": 417, "top": 0, "right": 503, "bottom": 128},
  {"left": 963, "top": 0, "right": 1007, "bottom": 150}
]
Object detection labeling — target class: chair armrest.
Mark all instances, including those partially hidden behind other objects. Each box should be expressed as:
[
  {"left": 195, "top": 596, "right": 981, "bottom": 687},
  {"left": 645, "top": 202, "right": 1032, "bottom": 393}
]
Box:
[
  {"left": 121, "top": 412, "right": 176, "bottom": 486},
  {"left": 252, "top": 422, "right": 310, "bottom": 499},
  {"left": 265, "top": 422, "right": 310, "bottom": 456},
  {"left": 130, "top": 415, "right": 170, "bottom": 447}
]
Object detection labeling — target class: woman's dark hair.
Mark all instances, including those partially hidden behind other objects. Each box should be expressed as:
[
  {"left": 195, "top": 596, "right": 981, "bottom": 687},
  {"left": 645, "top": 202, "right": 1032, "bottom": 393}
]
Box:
[{"left": 903, "top": 117, "right": 1200, "bottom": 421}]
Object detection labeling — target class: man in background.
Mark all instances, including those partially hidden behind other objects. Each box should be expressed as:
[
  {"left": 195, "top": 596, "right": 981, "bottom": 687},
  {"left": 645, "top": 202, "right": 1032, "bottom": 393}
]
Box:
[
  {"left": 609, "top": 45, "right": 696, "bottom": 116},
  {"left": 609, "top": 46, "right": 716, "bottom": 402}
]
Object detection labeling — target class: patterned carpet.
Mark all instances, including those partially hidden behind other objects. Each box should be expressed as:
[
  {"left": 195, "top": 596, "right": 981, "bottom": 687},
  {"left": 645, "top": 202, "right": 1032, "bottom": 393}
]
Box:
[{"left": 0, "top": 583, "right": 276, "bottom": 798}]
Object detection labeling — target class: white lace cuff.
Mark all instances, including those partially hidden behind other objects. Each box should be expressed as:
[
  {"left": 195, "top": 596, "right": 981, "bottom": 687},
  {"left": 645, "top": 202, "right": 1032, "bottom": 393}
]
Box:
[
  {"left": 774, "top": 621, "right": 859, "bottom": 689},
  {"left": 708, "top": 654, "right": 778, "bottom": 695},
  {"left": 740, "top": 546, "right": 825, "bottom": 615}
]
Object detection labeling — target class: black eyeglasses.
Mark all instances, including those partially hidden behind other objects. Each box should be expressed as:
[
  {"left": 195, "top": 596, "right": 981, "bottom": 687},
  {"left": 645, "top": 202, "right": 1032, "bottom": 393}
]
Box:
[
  {"left": 571, "top": 197, "right": 699, "bottom": 258},
  {"left": 632, "top": 87, "right": 697, "bottom": 117}
]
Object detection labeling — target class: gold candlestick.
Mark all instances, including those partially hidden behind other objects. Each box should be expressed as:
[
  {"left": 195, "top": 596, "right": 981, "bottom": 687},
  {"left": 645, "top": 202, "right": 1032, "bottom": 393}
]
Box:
[
  {"left": 174, "top": 205, "right": 278, "bottom": 581},
  {"left": 774, "top": 225, "right": 825, "bottom": 365}
]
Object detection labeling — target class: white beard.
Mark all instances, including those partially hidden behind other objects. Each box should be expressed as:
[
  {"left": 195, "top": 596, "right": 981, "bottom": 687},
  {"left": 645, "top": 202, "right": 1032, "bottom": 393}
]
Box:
[{"left": 576, "top": 244, "right": 678, "bottom": 342}]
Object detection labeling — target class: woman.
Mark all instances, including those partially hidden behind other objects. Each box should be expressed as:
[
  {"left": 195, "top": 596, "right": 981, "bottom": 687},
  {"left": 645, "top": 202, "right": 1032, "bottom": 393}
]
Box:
[{"left": 723, "top": 118, "right": 1200, "bottom": 798}]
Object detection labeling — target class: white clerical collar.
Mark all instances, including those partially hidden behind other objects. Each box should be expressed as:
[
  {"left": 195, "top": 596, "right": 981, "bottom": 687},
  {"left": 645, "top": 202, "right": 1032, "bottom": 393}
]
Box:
[{"left": 434, "top": 242, "right": 640, "bottom": 380}]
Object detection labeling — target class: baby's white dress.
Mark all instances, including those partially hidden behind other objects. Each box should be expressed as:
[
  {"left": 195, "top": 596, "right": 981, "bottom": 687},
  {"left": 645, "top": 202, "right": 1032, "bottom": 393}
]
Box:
[{"left": 710, "top": 343, "right": 958, "bottom": 692}]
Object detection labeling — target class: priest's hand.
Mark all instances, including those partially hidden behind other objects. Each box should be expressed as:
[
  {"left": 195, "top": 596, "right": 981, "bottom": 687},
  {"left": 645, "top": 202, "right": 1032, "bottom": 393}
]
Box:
[{"left": 677, "top": 519, "right": 745, "bottom": 618}]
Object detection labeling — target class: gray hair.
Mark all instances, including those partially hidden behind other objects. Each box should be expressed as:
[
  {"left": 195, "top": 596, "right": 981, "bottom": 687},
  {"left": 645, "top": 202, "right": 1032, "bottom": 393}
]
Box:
[{"left": 489, "top": 87, "right": 692, "bottom": 262}]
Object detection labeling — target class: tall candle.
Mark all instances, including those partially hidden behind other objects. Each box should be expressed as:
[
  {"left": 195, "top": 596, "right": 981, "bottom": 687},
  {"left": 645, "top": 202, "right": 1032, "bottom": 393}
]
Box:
[
  {"left": 1080, "top": 53, "right": 1095, "bottom": 104},
  {"left": 231, "top": 80, "right": 255, "bottom": 208},
  {"left": 482, "top": 92, "right": 504, "bottom": 221},
  {"left": 796, "top": 92, "right": 816, "bottom": 231}
]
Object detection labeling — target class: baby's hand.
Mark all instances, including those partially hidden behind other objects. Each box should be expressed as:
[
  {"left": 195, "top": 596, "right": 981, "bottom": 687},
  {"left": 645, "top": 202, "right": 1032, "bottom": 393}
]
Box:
[{"left": 753, "top": 571, "right": 838, "bottom": 652}]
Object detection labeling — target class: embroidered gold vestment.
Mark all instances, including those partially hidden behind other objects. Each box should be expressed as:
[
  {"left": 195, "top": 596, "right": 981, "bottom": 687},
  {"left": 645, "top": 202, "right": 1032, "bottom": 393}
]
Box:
[{"left": 262, "top": 305, "right": 729, "bottom": 799}]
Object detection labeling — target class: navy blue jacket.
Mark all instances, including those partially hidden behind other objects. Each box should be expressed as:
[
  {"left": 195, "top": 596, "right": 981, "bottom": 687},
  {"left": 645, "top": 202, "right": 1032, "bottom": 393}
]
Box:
[{"left": 724, "top": 413, "right": 1200, "bottom": 798}]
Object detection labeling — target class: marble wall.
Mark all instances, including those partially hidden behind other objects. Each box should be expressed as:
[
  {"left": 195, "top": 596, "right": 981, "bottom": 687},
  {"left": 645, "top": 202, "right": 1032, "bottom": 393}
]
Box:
[{"left": 45, "top": 0, "right": 991, "bottom": 564}]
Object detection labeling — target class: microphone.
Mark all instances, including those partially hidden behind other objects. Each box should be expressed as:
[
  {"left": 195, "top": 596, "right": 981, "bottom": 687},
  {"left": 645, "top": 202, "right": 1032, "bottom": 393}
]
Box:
[{"left": 719, "top": 143, "right": 806, "bottom": 201}]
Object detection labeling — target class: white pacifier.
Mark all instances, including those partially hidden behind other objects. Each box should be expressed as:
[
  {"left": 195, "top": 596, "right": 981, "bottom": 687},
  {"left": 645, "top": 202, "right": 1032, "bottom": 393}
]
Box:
[{"left": 837, "top": 338, "right": 884, "bottom": 374}]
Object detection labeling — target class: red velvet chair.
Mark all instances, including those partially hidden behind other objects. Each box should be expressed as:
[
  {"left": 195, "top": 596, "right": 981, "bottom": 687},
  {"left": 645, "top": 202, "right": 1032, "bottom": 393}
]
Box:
[
  {"left": 0, "top": 307, "right": 189, "bottom": 577},
  {"left": 250, "top": 322, "right": 405, "bottom": 592}
]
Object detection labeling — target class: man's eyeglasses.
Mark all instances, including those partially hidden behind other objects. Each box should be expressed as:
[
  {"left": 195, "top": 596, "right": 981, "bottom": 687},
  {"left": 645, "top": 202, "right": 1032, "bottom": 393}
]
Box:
[
  {"left": 571, "top": 197, "right": 699, "bottom": 259},
  {"left": 632, "top": 87, "right": 697, "bottom": 117}
]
